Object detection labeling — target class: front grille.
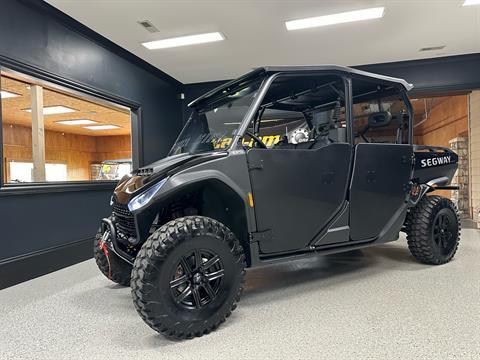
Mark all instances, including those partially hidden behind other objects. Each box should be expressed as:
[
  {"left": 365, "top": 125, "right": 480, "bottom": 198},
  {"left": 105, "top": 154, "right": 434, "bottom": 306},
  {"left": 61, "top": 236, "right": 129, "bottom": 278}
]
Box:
[{"left": 113, "top": 201, "right": 136, "bottom": 239}]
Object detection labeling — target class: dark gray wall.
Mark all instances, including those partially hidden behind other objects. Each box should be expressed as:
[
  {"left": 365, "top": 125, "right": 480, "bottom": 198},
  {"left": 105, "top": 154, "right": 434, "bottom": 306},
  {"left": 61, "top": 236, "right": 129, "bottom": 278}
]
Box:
[
  {"left": 183, "top": 53, "right": 480, "bottom": 122},
  {"left": 356, "top": 53, "right": 480, "bottom": 96},
  {"left": 0, "top": 0, "right": 183, "bottom": 263}
]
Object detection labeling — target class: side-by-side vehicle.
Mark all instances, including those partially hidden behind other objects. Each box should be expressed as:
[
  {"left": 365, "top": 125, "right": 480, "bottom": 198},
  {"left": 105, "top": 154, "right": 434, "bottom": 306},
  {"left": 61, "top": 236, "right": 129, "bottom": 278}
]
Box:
[{"left": 94, "top": 66, "right": 460, "bottom": 339}]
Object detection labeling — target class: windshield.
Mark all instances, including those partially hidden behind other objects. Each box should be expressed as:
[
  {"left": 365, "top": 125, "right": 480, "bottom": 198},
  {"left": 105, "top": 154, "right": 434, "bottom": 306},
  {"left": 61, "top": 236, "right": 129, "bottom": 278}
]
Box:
[{"left": 169, "top": 79, "right": 263, "bottom": 156}]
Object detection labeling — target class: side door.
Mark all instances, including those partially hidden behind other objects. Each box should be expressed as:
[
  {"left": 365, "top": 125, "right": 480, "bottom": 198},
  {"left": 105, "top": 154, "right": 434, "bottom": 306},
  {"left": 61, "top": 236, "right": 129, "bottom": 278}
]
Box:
[
  {"left": 248, "top": 143, "right": 352, "bottom": 254},
  {"left": 348, "top": 78, "right": 413, "bottom": 241},
  {"left": 349, "top": 143, "right": 412, "bottom": 240}
]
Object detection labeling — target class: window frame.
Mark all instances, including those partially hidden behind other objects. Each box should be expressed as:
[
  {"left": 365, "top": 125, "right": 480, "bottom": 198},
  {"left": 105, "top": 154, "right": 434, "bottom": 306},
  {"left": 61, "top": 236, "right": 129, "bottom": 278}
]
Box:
[
  {"left": 348, "top": 74, "right": 413, "bottom": 145},
  {"left": 0, "top": 62, "right": 142, "bottom": 196},
  {"left": 236, "top": 71, "right": 352, "bottom": 147}
]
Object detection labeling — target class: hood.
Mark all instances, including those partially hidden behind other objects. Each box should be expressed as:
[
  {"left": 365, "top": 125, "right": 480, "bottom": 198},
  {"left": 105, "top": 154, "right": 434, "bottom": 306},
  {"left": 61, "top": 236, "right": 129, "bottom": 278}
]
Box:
[{"left": 113, "top": 152, "right": 227, "bottom": 204}]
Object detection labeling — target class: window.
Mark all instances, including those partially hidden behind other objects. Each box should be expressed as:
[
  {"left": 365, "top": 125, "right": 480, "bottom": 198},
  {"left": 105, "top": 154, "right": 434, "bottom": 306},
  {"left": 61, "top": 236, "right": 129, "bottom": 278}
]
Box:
[
  {"left": 9, "top": 162, "right": 67, "bottom": 183},
  {"left": 352, "top": 78, "right": 410, "bottom": 144},
  {"left": 246, "top": 74, "right": 347, "bottom": 149},
  {"left": 1, "top": 70, "right": 132, "bottom": 184},
  {"left": 170, "top": 79, "right": 262, "bottom": 155}
]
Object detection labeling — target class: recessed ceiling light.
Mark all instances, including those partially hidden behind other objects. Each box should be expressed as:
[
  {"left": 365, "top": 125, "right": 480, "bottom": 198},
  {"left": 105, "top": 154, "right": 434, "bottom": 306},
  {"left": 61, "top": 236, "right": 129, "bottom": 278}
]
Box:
[
  {"left": 0, "top": 90, "right": 21, "bottom": 99},
  {"left": 84, "top": 125, "right": 121, "bottom": 130},
  {"left": 24, "top": 105, "right": 76, "bottom": 115},
  {"left": 285, "top": 7, "right": 385, "bottom": 31},
  {"left": 463, "top": 0, "right": 480, "bottom": 6},
  {"left": 142, "top": 32, "right": 225, "bottom": 50},
  {"left": 55, "top": 119, "right": 98, "bottom": 126}
]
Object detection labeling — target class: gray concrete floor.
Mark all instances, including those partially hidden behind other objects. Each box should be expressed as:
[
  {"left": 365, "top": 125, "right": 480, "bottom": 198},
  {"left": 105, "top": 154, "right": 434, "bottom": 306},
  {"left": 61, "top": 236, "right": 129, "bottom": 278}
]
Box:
[{"left": 1, "top": 230, "right": 480, "bottom": 360}]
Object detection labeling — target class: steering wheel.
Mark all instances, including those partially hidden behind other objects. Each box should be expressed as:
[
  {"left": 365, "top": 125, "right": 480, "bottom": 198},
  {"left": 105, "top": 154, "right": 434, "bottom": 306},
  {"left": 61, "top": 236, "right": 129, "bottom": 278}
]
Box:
[{"left": 244, "top": 131, "right": 267, "bottom": 149}]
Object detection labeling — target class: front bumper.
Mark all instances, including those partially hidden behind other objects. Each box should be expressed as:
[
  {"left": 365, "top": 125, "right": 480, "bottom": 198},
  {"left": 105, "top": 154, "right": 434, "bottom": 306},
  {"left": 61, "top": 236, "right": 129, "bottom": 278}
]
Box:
[{"left": 100, "top": 218, "right": 135, "bottom": 265}]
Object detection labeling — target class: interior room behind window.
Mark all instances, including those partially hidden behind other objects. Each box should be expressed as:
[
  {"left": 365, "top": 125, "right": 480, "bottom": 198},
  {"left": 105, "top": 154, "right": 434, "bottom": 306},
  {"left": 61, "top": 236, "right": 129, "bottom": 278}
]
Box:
[{"left": 1, "top": 71, "right": 132, "bottom": 184}]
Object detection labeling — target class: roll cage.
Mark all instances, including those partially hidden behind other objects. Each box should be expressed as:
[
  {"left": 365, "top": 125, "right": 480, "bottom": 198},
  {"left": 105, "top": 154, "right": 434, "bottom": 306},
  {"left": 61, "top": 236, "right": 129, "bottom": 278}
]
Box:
[{"left": 188, "top": 66, "right": 414, "bottom": 149}]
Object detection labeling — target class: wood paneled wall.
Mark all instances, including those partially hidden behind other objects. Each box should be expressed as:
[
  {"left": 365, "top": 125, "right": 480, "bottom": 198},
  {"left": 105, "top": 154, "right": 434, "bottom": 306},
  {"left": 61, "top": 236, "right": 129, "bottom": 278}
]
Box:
[
  {"left": 469, "top": 91, "right": 480, "bottom": 221},
  {"left": 94, "top": 135, "right": 132, "bottom": 162},
  {"left": 413, "top": 95, "right": 469, "bottom": 200},
  {"left": 413, "top": 96, "right": 468, "bottom": 146},
  {"left": 2, "top": 124, "right": 131, "bottom": 181}
]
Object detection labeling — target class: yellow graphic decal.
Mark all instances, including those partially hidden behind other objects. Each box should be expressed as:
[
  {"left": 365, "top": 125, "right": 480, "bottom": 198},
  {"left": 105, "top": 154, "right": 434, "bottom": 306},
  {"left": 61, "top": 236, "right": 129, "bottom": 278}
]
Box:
[{"left": 213, "top": 135, "right": 281, "bottom": 149}]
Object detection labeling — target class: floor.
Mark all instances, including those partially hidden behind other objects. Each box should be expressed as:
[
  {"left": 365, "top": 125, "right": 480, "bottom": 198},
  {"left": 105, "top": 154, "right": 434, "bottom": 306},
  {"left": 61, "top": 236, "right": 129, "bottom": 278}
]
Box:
[{"left": 1, "top": 230, "right": 479, "bottom": 360}]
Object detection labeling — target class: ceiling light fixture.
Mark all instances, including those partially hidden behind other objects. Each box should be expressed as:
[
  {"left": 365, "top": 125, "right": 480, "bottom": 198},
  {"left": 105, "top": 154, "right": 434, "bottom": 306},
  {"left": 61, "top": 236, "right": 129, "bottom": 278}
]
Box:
[
  {"left": 24, "top": 105, "right": 76, "bottom": 115},
  {"left": 463, "top": 0, "right": 480, "bottom": 6},
  {"left": 285, "top": 7, "right": 385, "bottom": 31},
  {"left": 0, "top": 90, "right": 21, "bottom": 99},
  {"left": 142, "top": 32, "right": 225, "bottom": 50},
  {"left": 55, "top": 119, "right": 98, "bottom": 126},
  {"left": 84, "top": 125, "right": 121, "bottom": 130}
]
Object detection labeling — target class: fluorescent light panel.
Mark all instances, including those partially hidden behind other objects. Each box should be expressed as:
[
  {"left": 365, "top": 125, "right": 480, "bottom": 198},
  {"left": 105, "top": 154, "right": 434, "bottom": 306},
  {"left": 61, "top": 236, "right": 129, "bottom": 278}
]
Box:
[
  {"left": 24, "top": 105, "right": 76, "bottom": 115},
  {"left": 142, "top": 32, "right": 224, "bottom": 50},
  {"left": 463, "top": 0, "right": 480, "bottom": 6},
  {"left": 286, "top": 7, "right": 385, "bottom": 30},
  {"left": 0, "top": 90, "right": 21, "bottom": 99},
  {"left": 56, "top": 119, "right": 98, "bottom": 126},
  {"left": 84, "top": 125, "right": 120, "bottom": 130}
]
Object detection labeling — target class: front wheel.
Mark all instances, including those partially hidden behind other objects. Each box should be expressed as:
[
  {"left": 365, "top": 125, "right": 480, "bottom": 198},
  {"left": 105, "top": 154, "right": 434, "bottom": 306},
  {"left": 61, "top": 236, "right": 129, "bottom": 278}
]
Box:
[
  {"left": 405, "top": 195, "right": 460, "bottom": 265},
  {"left": 131, "top": 216, "right": 246, "bottom": 339},
  {"left": 94, "top": 228, "right": 132, "bottom": 286}
]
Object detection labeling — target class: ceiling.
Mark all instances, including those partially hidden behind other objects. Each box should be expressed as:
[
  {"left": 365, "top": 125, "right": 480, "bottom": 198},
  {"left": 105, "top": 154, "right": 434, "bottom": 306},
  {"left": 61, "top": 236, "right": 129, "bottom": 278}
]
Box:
[
  {"left": 1, "top": 73, "right": 131, "bottom": 136},
  {"left": 46, "top": 0, "right": 480, "bottom": 84}
]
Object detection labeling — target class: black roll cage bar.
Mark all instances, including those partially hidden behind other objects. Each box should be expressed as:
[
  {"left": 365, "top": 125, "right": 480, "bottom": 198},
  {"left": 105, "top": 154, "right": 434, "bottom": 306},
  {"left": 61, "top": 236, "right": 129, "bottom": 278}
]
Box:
[{"left": 228, "top": 71, "right": 413, "bottom": 148}]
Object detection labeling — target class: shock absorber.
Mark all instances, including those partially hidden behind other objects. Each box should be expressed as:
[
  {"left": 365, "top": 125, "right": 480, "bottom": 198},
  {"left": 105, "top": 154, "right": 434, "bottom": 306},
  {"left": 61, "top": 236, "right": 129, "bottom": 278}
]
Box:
[{"left": 170, "top": 201, "right": 184, "bottom": 219}]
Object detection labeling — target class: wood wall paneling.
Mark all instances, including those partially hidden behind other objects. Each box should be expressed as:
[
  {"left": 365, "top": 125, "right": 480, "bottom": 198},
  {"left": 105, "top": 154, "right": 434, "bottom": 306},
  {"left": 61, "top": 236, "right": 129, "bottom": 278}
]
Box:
[
  {"left": 2, "top": 124, "right": 131, "bottom": 181},
  {"left": 413, "top": 95, "right": 469, "bottom": 199},
  {"left": 413, "top": 95, "right": 468, "bottom": 146}
]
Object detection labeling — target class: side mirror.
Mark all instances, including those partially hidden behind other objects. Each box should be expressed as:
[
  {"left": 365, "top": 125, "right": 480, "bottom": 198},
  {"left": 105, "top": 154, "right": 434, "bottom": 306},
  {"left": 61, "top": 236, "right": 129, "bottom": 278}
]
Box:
[{"left": 368, "top": 111, "right": 392, "bottom": 128}]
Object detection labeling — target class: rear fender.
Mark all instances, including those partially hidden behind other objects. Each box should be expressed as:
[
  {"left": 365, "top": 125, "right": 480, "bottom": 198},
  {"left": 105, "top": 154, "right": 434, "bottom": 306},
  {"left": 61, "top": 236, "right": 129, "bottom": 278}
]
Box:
[{"left": 409, "top": 146, "right": 459, "bottom": 206}]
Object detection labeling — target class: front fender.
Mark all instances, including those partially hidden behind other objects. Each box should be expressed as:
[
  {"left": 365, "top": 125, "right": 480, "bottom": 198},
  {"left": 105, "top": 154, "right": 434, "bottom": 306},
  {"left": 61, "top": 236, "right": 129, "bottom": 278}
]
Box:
[{"left": 130, "top": 151, "right": 256, "bottom": 243}]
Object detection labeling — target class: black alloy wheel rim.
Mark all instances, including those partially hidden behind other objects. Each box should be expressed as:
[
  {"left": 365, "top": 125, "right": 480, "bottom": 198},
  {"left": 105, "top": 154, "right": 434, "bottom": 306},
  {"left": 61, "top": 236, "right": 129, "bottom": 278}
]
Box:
[
  {"left": 432, "top": 210, "right": 457, "bottom": 255},
  {"left": 169, "top": 249, "right": 225, "bottom": 310}
]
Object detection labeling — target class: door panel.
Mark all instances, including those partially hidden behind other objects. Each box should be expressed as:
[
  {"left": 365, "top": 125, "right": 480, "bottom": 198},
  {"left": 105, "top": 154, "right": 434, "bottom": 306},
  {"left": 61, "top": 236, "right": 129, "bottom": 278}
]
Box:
[
  {"left": 349, "top": 143, "right": 413, "bottom": 241},
  {"left": 247, "top": 143, "right": 352, "bottom": 254}
]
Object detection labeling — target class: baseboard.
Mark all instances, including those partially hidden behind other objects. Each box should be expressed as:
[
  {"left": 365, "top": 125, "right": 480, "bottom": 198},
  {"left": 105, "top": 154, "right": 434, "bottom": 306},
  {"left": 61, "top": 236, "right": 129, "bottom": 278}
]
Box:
[{"left": 0, "top": 238, "right": 93, "bottom": 290}]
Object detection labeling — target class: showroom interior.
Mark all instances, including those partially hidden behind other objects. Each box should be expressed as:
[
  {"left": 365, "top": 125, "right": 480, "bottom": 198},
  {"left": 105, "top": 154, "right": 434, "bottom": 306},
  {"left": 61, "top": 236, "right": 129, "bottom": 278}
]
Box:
[{"left": 1, "top": 0, "right": 480, "bottom": 358}]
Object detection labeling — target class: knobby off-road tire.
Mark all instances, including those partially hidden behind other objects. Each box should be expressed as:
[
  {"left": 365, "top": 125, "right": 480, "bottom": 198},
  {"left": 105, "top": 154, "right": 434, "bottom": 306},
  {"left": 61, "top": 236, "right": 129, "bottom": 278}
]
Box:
[
  {"left": 94, "top": 228, "right": 132, "bottom": 286},
  {"left": 131, "top": 216, "right": 246, "bottom": 339},
  {"left": 405, "top": 195, "right": 460, "bottom": 265}
]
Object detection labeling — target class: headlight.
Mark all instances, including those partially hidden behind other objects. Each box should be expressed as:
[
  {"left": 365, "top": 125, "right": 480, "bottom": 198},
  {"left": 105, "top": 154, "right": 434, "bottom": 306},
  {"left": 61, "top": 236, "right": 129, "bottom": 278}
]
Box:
[{"left": 128, "top": 177, "right": 168, "bottom": 212}]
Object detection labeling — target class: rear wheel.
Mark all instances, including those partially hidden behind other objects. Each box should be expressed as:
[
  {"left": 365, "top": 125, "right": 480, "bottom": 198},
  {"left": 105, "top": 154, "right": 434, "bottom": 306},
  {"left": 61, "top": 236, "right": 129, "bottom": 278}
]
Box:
[
  {"left": 131, "top": 216, "right": 246, "bottom": 339},
  {"left": 94, "top": 228, "right": 132, "bottom": 286},
  {"left": 405, "top": 195, "right": 460, "bottom": 265}
]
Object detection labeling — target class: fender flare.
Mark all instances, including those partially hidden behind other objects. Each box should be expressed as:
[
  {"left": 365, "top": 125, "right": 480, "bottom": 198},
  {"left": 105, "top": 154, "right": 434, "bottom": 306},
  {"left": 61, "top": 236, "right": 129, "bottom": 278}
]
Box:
[
  {"left": 135, "top": 169, "right": 256, "bottom": 233},
  {"left": 409, "top": 176, "right": 454, "bottom": 207}
]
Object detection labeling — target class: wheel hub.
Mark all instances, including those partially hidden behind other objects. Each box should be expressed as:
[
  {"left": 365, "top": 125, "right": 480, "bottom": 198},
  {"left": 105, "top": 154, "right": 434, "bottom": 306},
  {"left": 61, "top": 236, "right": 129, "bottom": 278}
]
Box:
[
  {"left": 169, "top": 249, "right": 225, "bottom": 310},
  {"left": 433, "top": 210, "right": 458, "bottom": 255},
  {"left": 192, "top": 272, "right": 203, "bottom": 285}
]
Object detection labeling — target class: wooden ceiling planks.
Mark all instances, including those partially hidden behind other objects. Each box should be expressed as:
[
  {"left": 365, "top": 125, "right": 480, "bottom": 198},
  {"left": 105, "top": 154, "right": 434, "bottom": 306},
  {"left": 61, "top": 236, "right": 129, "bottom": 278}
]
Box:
[{"left": 1, "top": 74, "right": 131, "bottom": 136}]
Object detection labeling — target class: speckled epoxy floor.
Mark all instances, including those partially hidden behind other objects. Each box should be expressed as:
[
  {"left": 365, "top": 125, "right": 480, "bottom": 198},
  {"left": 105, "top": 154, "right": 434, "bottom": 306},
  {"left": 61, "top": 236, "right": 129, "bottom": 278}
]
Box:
[{"left": 1, "top": 229, "right": 479, "bottom": 360}]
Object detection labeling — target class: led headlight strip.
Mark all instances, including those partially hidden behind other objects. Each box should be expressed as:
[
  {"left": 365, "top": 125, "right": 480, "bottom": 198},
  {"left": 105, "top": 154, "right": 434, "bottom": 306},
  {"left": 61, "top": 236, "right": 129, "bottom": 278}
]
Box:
[{"left": 128, "top": 177, "right": 168, "bottom": 212}]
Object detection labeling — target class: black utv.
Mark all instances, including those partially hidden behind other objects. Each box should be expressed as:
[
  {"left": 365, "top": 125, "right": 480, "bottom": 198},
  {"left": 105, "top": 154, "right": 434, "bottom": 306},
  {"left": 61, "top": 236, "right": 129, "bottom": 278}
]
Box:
[{"left": 94, "top": 66, "right": 460, "bottom": 339}]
